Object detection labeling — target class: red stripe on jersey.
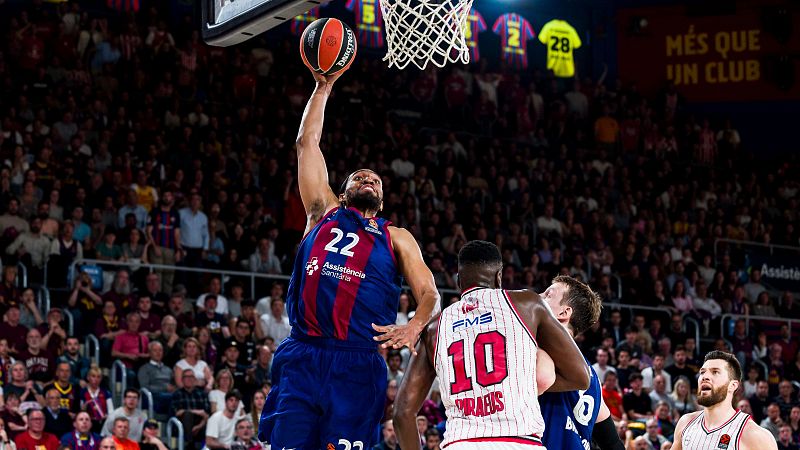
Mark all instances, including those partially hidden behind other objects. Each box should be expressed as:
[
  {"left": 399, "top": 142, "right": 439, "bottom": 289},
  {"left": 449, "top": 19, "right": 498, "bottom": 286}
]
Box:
[
  {"left": 443, "top": 436, "right": 543, "bottom": 448},
  {"left": 503, "top": 290, "right": 537, "bottom": 347},
  {"left": 331, "top": 228, "right": 376, "bottom": 339},
  {"left": 430, "top": 315, "right": 441, "bottom": 367},
  {"left": 735, "top": 415, "right": 751, "bottom": 449},
  {"left": 301, "top": 220, "right": 340, "bottom": 336}
]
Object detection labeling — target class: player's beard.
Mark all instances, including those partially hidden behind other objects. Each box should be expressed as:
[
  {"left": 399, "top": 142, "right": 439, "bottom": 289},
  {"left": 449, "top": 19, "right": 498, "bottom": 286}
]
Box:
[
  {"left": 697, "top": 383, "right": 729, "bottom": 407},
  {"left": 346, "top": 188, "right": 381, "bottom": 212}
]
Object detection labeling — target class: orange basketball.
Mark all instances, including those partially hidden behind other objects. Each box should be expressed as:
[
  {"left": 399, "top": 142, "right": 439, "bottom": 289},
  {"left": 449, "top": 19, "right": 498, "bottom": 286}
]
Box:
[{"left": 300, "top": 18, "right": 357, "bottom": 75}]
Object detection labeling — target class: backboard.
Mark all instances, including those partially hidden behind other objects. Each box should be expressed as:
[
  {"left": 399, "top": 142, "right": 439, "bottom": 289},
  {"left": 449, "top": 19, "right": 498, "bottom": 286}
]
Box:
[{"left": 202, "top": 0, "right": 321, "bottom": 47}]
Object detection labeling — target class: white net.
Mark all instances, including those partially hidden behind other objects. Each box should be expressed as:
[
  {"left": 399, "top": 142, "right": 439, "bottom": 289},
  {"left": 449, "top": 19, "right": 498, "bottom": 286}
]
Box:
[{"left": 380, "top": 0, "right": 474, "bottom": 70}]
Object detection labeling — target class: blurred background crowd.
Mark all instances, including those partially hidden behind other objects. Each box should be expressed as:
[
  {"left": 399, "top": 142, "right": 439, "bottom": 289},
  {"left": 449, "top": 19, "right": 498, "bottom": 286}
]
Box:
[{"left": 0, "top": 1, "right": 798, "bottom": 450}]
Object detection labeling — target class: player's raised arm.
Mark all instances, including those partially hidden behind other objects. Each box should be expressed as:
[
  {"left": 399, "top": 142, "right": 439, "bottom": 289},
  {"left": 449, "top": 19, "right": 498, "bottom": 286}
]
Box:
[
  {"left": 510, "top": 290, "right": 590, "bottom": 391},
  {"left": 373, "top": 228, "right": 440, "bottom": 353},
  {"left": 296, "top": 69, "right": 346, "bottom": 232},
  {"left": 394, "top": 321, "right": 438, "bottom": 450}
]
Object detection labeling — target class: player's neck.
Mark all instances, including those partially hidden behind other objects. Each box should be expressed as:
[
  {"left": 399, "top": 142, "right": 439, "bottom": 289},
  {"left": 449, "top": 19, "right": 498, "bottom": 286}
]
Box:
[
  {"left": 704, "top": 400, "right": 736, "bottom": 427},
  {"left": 348, "top": 206, "right": 378, "bottom": 218}
]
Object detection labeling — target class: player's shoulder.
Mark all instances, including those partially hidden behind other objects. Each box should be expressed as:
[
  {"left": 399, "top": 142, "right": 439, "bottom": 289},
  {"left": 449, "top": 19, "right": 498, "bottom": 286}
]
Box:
[
  {"left": 740, "top": 415, "right": 777, "bottom": 450},
  {"left": 674, "top": 410, "right": 703, "bottom": 435},
  {"left": 504, "top": 289, "right": 546, "bottom": 309},
  {"left": 386, "top": 225, "right": 416, "bottom": 246}
]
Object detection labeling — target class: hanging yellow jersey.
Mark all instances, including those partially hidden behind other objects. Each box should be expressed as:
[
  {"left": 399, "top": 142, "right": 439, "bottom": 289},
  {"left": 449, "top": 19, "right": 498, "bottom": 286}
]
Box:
[{"left": 538, "top": 19, "right": 582, "bottom": 78}]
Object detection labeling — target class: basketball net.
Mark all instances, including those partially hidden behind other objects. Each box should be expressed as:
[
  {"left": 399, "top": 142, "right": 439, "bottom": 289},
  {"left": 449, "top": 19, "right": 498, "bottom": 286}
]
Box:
[{"left": 380, "top": 0, "right": 474, "bottom": 70}]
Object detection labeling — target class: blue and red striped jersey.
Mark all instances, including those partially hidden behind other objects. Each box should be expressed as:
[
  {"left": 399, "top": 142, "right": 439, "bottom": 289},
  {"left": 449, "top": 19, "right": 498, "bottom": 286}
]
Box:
[
  {"left": 287, "top": 207, "right": 401, "bottom": 345},
  {"left": 147, "top": 208, "right": 180, "bottom": 250},
  {"left": 464, "top": 8, "right": 487, "bottom": 61},
  {"left": 492, "top": 13, "right": 535, "bottom": 69},
  {"left": 291, "top": 7, "right": 320, "bottom": 37},
  {"left": 345, "top": 0, "right": 384, "bottom": 48}
]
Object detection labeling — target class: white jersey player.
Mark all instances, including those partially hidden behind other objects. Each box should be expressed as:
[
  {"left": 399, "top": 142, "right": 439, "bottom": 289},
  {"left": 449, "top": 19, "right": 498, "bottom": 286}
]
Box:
[
  {"left": 393, "top": 240, "right": 590, "bottom": 450},
  {"left": 672, "top": 350, "right": 777, "bottom": 450}
]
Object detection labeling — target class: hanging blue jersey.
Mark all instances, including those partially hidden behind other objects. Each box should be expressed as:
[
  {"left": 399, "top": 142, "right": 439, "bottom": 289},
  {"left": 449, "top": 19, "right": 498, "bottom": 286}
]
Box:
[
  {"left": 540, "top": 361, "right": 601, "bottom": 450},
  {"left": 287, "top": 207, "right": 402, "bottom": 346},
  {"left": 492, "top": 13, "right": 535, "bottom": 69},
  {"left": 345, "top": 0, "right": 384, "bottom": 48}
]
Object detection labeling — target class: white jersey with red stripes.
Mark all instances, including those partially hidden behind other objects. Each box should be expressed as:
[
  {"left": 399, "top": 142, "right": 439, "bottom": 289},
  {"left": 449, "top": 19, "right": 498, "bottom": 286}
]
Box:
[
  {"left": 434, "top": 287, "right": 544, "bottom": 448},
  {"left": 680, "top": 409, "right": 751, "bottom": 450}
]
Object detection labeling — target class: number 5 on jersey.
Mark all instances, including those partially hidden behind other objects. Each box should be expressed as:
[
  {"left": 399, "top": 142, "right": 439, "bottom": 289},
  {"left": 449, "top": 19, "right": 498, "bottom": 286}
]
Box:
[{"left": 325, "top": 228, "right": 360, "bottom": 257}]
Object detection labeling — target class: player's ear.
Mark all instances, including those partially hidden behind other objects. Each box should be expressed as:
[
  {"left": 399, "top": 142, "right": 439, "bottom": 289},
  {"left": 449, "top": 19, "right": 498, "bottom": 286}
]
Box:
[
  {"left": 560, "top": 305, "right": 573, "bottom": 321},
  {"left": 338, "top": 192, "right": 346, "bottom": 204},
  {"left": 495, "top": 270, "right": 502, "bottom": 288}
]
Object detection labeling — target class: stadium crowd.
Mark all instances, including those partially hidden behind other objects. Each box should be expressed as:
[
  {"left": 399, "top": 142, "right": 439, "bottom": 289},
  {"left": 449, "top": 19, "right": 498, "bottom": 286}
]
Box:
[{"left": 0, "top": 1, "right": 798, "bottom": 450}]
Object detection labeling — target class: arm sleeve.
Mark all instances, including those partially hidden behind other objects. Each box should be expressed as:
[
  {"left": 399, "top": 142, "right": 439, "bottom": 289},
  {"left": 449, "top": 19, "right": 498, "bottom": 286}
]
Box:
[{"left": 593, "top": 416, "right": 625, "bottom": 450}]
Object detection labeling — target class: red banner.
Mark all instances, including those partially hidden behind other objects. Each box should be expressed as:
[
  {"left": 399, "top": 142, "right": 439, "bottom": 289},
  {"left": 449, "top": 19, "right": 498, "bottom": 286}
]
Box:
[{"left": 617, "top": 1, "right": 800, "bottom": 102}]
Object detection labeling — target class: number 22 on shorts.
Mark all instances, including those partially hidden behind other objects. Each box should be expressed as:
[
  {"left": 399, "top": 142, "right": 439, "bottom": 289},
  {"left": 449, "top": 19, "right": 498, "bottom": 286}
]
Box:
[{"left": 330, "top": 440, "right": 364, "bottom": 450}]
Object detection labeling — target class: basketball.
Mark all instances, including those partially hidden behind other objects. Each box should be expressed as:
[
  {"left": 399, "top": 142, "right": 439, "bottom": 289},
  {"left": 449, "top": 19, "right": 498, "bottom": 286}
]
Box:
[{"left": 300, "top": 18, "right": 357, "bottom": 75}]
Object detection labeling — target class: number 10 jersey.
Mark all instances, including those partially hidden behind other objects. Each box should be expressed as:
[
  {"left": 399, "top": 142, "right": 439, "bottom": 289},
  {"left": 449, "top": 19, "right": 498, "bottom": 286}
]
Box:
[
  {"left": 287, "top": 206, "right": 401, "bottom": 346},
  {"left": 434, "top": 287, "right": 544, "bottom": 447}
]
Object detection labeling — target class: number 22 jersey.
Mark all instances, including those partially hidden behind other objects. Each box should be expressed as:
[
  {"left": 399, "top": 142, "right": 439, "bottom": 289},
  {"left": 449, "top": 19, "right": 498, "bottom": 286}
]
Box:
[
  {"left": 435, "top": 287, "right": 544, "bottom": 447},
  {"left": 287, "top": 206, "right": 401, "bottom": 346}
]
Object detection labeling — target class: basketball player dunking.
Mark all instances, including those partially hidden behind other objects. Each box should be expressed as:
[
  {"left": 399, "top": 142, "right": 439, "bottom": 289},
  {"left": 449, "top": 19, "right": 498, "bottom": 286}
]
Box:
[
  {"left": 672, "top": 351, "right": 777, "bottom": 450},
  {"left": 537, "top": 276, "right": 625, "bottom": 450},
  {"left": 258, "top": 66, "right": 440, "bottom": 448},
  {"left": 394, "top": 241, "right": 590, "bottom": 449}
]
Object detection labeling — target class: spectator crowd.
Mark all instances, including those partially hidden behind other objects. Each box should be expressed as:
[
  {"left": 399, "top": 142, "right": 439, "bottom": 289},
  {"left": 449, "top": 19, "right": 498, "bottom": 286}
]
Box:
[{"left": 0, "top": 1, "right": 798, "bottom": 449}]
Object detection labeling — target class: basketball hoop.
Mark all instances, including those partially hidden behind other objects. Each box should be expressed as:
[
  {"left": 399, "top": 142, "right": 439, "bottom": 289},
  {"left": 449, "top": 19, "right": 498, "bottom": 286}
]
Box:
[{"left": 380, "top": 0, "right": 474, "bottom": 70}]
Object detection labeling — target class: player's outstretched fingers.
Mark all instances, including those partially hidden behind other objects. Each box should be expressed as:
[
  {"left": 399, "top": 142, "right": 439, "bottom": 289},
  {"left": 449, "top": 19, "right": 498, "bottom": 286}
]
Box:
[{"left": 372, "top": 323, "right": 418, "bottom": 355}]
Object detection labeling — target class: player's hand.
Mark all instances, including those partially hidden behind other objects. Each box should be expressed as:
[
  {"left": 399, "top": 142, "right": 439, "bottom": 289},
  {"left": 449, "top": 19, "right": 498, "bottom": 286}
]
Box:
[
  {"left": 372, "top": 321, "right": 424, "bottom": 354},
  {"left": 311, "top": 60, "right": 353, "bottom": 89}
]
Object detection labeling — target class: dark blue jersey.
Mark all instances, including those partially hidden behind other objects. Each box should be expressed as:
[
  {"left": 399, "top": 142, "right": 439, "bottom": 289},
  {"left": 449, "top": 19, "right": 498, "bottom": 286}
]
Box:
[{"left": 541, "top": 361, "right": 602, "bottom": 450}]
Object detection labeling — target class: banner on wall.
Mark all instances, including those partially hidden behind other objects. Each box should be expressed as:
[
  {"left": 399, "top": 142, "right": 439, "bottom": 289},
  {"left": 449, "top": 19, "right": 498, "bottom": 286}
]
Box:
[
  {"left": 492, "top": 13, "right": 535, "bottom": 69},
  {"left": 617, "top": 3, "right": 800, "bottom": 102},
  {"left": 538, "top": 19, "right": 582, "bottom": 78},
  {"left": 745, "top": 253, "right": 800, "bottom": 292}
]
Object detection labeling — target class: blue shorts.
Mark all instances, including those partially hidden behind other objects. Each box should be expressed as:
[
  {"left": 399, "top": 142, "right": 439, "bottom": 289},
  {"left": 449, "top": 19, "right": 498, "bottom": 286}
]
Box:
[{"left": 258, "top": 334, "right": 388, "bottom": 450}]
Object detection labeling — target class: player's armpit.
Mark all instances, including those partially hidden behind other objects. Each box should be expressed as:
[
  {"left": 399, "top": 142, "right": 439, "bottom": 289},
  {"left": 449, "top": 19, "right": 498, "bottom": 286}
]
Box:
[
  {"left": 394, "top": 323, "right": 437, "bottom": 450},
  {"left": 597, "top": 395, "right": 611, "bottom": 422}
]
